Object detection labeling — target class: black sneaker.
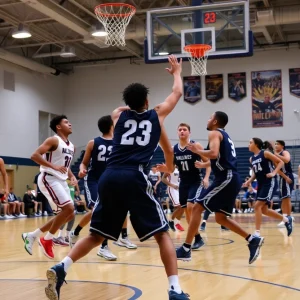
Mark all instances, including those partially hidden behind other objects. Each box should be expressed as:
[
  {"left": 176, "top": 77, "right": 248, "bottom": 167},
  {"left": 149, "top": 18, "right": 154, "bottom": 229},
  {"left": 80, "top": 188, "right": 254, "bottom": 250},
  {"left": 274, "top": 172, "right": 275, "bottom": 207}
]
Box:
[
  {"left": 191, "top": 238, "right": 205, "bottom": 250},
  {"left": 200, "top": 222, "right": 206, "bottom": 231},
  {"left": 221, "top": 226, "right": 230, "bottom": 231},
  {"left": 176, "top": 246, "right": 191, "bottom": 261},
  {"left": 248, "top": 236, "right": 264, "bottom": 264},
  {"left": 285, "top": 216, "right": 293, "bottom": 236},
  {"left": 45, "top": 263, "right": 66, "bottom": 300},
  {"left": 169, "top": 289, "right": 190, "bottom": 299},
  {"left": 169, "top": 220, "right": 176, "bottom": 232}
]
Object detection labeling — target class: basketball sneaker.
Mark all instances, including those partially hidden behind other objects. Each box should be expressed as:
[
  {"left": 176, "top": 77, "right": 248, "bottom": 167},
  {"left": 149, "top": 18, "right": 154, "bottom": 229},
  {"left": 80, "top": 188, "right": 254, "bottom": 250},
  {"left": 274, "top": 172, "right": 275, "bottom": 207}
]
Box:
[
  {"left": 285, "top": 216, "right": 293, "bottom": 236},
  {"left": 176, "top": 246, "right": 191, "bottom": 262},
  {"left": 97, "top": 245, "right": 117, "bottom": 261},
  {"left": 53, "top": 237, "right": 69, "bottom": 247},
  {"left": 114, "top": 237, "right": 137, "bottom": 249},
  {"left": 39, "top": 237, "right": 54, "bottom": 259},
  {"left": 45, "top": 263, "right": 66, "bottom": 300},
  {"left": 22, "top": 233, "right": 36, "bottom": 255},
  {"left": 248, "top": 236, "right": 264, "bottom": 264},
  {"left": 175, "top": 224, "right": 184, "bottom": 231},
  {"left": 169, "top": 220, "right": 176, "bottom": 232},
  {"left": 68, "top": 231, "right": 79, "bottom": 248},
  {"left": 169, "top": 289, "right": 190, "bottom": 299},
  {"left": 200, "top": 221, "right": 206, "bottom": 231}
]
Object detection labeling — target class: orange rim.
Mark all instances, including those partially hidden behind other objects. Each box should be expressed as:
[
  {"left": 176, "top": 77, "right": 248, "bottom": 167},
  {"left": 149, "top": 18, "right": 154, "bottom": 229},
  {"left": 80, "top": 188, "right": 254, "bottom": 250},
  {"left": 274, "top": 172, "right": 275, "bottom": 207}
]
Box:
[
  {"left": 95, "top": 3, "right": 136, "bottom": 18},
  {"left": 184, "top": 44, "right": 212, "bottom": 58}
]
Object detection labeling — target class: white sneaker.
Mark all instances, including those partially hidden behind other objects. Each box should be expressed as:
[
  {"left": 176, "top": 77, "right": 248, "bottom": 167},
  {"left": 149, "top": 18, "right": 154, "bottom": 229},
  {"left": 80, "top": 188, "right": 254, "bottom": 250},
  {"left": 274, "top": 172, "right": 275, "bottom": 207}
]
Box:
[
  {"left": 44, "top": 211, "right": 48, "bottom": 216},
  {"left": 167, "top": 209, "right": 171, "bottom": 214},
  {"left": 277, "top": 221, "right": 285, "bottom": 228},
  {"left": 22, "top": 233, "right": 36, "bottom": 255},
  {"left": 69, "top": 231, "right": 79, "bottom": 248},
  {"left": 19, "top": 213, "right": 27, "bottom": 218},
  {"left": 114, "top": 237, "right": 137, "bottom": 249},
  {"left": 238, "top": 209, "right": 242, "bottom": 213},
  {"left": 97, "top": 246, "right": 117, "bottom": 261},
  {"left": 232, "top": 208, "right": 235, "bottom": 213}
]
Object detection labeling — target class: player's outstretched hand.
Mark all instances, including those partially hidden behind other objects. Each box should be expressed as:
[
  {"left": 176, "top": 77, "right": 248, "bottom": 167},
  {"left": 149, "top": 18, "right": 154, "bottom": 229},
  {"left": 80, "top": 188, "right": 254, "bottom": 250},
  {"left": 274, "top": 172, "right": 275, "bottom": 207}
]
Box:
[
  {"left": 165, "top": 55, "right": 182, "bottom": 75},
  {"left": 70, "top": 176, "right": 78, "bottom": 186},
  {"left": 156, "top": 163, "right": 170, "bottom": 173},
  {"left": 187, "top": 142, "right": 201, "bottom": 154},
  {"left": 78, "top": 169, "right": 87, "bottom": 178},
  {"left": 53, "top": 165, "right": 67, "bottom": 174}
]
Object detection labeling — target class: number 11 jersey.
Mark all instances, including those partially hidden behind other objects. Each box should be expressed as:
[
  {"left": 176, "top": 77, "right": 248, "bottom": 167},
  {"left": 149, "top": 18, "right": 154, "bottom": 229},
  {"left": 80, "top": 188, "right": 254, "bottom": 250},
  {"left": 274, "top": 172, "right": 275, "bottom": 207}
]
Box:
[
  {"left": 107, "top": 109, "right": 161, "bottom": 170},
  {"left": 40, "top": 135, "right": 74, "bottom": 181}
]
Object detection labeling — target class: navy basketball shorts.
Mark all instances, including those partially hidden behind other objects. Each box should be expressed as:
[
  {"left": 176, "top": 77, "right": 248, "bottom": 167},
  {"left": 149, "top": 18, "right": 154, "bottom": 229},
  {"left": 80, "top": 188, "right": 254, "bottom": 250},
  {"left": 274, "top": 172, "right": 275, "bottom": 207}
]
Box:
[
  {"left": 84, "top": 179, "right": 98, "bottom": 209},
  {"left": 90, "top": 168, "right": 169, "bottom": 242},
  {"left": 196, "top": 170, "right": 241, "bottom": 216},
  {"left": 256, "top": 178, "right": 275, "bottom": 202},
  {"left": 279, "top": 174, "right": 294, "bottom": 200},
  {"left": 179, "top": 181, "right": 203, "bottom": 208}
]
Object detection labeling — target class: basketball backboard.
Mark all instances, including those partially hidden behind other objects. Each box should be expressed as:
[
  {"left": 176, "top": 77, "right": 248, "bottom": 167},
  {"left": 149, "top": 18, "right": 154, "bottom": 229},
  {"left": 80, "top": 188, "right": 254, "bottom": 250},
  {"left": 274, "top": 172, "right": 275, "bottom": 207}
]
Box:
[{"left": 145, "top": 0, "right": 253, "bottom": 63}]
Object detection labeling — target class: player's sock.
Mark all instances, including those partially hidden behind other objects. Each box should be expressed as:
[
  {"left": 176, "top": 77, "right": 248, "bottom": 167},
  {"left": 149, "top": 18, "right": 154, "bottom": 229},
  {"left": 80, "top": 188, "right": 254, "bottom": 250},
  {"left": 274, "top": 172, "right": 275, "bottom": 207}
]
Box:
[
  {"left": 66, "top": 230, "right": 70, "bottom": 238},
  {"left": 194, "top": 233, "right": 202, "bottom": 242},
  {"left": 254, "top": 230, "right": 260, "bottom": 237},
  {"left": 283, "top": 216, "right": 289, "bottom": 223},
  {"left": 168, "top": 275, "right": 182, "bottom": 294},
  {"left": 174, "top": 219, "right": 179, "bottom": 225},
  {"left": 183, "top": 243, "right": 191, "bottom": 252},
  {"left": 101, "top": 239, "right": 108, "bottom": 248},
  {"left": 58, "top": 230, "right": 64, "bottom": 238},
  {"left": 74, "top": 225, "right": 83, "bottom": 236},
  {"left": 246, "top": 234, "right": 254, "bottom": 242},
  {"left": 31, "top": 228, "right": 42, "bottom": 238},
  {"left": 44, "top": 232, "right": 54, "bottom": 241},
  {"left": 61, "top": 256, "right": 73, "bottom": 272},
  {"left": 121, "top": 228, "right": 128, "bottom": 239}
]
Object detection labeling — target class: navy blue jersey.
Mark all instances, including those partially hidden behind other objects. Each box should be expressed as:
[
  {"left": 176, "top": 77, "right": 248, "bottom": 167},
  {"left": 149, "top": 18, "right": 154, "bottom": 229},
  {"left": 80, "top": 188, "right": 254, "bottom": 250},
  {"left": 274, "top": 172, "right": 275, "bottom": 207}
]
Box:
[
  {"left": 107, "top": 109, "right": 161, "bottom": 169},
  {"left": 251, "top": 150, "right": 273, "bottom": 184},
  {"left": 87, "top": 137, "right": 113, "bottom": 181},
  {"left": 210, "top": 129, "right": 238, "bottom": 177},
  {"left": 174, "top": 142, "right": 202, "bottom": 184},
  {"left": 279, "top": 150, "right": 293, "bottom": 174}
]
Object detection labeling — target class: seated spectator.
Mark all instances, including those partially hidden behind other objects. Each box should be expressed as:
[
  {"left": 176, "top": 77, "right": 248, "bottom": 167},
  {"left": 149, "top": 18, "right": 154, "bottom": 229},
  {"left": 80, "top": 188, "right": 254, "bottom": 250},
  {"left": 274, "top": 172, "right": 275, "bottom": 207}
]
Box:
[
  {"left": 7, "top": 187, "right": 26, "bottom": 217},
  {"left": 243, "top": 185, "right": 257, "bottom": 213},
  {"left": 23, "top": 188, "right": 40, "bottom": 216},
  {"left": 0, "top": 189, "right": 13, "bottom": 219}
]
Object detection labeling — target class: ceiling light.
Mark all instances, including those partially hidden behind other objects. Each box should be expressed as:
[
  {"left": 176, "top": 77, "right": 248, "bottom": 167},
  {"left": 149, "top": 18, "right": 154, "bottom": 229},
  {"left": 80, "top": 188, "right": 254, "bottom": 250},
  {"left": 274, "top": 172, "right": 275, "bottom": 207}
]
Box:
[
  {"left": 91, "top": 24, "right": 108, "bottom": 37},
  {"left": 60, "top": 46, "right": 76, "bottom": 58},
  {"left": 12, "top": 24, "right": 31, "bottom": 39}
]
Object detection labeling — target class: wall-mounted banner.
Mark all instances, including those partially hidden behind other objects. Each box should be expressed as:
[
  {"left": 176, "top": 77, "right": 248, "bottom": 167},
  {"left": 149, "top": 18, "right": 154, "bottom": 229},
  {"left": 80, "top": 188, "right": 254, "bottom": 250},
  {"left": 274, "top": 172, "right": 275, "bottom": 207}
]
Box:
[
  {"left": 289, "top": 68, "right": 300, "bottom": 98},
  {"left": 252, "top": 70, "right": 283, "bottom": 128},
  {"left": 205, "top": 74, "right": 223, "bottom": 102},
  {"left": 183, "top": 76, "right": 201, "bottom": 104},
  {"left": 228, "top": 72, "right": 246, "bottom": 101}
]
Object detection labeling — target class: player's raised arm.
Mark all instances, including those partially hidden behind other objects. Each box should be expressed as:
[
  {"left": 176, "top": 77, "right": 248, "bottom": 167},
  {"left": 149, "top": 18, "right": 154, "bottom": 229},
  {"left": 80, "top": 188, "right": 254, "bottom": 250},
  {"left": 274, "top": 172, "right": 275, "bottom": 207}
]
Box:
[
  {"left": 154, "top": 55, "right": 182, "bottom": 120},
  {"left": 111, "top": 106, "right": 130, "bottom": 126},
  {"left": 78, "top": 140, "right": 94, "bottom": 178}
]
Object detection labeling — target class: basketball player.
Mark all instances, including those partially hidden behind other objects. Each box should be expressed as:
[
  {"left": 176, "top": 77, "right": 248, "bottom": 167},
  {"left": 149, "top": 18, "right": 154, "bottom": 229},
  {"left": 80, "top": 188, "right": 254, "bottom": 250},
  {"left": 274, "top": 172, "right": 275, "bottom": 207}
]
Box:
[
  {"left": 173, "top": 123, "right": 210, "bottom": 249},
  {"left": 22, "top": 115, "right": 76, "bottom": 259},
  {"left": 274, "top": 140, "right": 294, "bottom": 227},
  {"left": 69, "top": 115, "right": 136, "bottom": 261},
  {"left": 0, "top": 158, "right": 9, "bottom": 196},
  {"left": 45, "top": 55, "right": 189, "bottom": 300},
  {"left": 176, "top": 112, "right": 264, "bottom": 264},
  {"left": 148, "top": 165, "right": 162, "bottom": 197},
  {"left": 244, "top": 138, "right": 293, "bottom": 237},
  {"left": 162, "top": 166, "right": 185, "bottom": 231}
]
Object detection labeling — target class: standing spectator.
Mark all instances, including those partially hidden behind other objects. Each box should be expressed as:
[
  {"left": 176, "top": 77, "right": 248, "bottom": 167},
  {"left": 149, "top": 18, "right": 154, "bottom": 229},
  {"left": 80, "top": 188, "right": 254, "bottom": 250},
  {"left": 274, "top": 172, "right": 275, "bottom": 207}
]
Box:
[{"left": 7, "top": 188, "right": 26, "bottom": 217}]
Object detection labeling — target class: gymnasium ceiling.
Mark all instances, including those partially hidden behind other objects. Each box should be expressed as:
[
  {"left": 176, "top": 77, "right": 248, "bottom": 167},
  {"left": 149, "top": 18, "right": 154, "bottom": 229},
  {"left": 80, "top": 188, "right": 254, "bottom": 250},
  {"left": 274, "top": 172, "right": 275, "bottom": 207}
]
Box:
[{"left": 0, "top": 0, "right": 299, "bottom": 74}]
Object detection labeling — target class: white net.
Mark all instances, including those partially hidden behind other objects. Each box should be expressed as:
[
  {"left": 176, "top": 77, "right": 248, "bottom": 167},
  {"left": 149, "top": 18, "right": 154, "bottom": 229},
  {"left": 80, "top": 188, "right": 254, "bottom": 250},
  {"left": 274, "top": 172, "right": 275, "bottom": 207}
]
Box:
[
  {"left": 95, "top": 4, "right": 136, "bottom": 47},
  {"left": 184, "top": 45, "right": 212, "bottom": 76}
]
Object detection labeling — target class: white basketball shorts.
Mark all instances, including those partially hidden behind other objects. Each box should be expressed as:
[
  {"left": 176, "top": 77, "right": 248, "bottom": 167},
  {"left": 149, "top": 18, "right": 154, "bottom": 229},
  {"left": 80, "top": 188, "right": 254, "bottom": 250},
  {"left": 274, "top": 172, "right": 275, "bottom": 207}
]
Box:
[
  {"left": 38, "top": 172, "right": 73, "bottom": 214},
  {"left": 168, "top": 186, "right": 180, "bottom": 207}
]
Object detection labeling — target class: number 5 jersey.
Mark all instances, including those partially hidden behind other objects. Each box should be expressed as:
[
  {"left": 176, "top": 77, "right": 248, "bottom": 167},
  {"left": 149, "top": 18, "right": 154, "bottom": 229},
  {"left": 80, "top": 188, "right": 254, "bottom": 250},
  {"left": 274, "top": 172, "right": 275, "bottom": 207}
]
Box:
[{"left": 41, "top": 135, "right": 74, "bottom": 181}]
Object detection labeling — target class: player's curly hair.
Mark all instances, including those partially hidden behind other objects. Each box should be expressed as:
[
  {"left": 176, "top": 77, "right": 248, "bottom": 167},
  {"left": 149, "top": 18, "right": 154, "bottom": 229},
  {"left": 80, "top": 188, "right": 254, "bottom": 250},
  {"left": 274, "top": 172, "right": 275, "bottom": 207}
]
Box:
[
  {"left": 50, "top": 115, "right": 68, "bottom": 133},
  {"left": 98, "top": 115, "right": 113, "bottom": 134},
  {"left": 123, "top": 83, "right": 149, "bottom": 111}
]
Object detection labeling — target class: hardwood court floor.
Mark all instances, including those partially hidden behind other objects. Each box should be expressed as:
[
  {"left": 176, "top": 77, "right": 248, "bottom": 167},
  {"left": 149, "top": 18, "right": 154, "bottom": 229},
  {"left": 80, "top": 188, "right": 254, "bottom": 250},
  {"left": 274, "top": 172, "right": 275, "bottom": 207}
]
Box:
[{"left": 0, "top": 214, "right": 299, "bottom": 300}]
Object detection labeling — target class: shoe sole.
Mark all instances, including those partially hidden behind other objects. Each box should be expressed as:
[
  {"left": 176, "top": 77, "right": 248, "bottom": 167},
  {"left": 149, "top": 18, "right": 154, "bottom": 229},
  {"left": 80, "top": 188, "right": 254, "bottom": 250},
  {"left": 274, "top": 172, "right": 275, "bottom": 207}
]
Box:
[
  {"left": 249, "top": 237, "right": 265, "bottom": 264},
  {"left": 38, "top": 239, "right": 54, "bottom": 260},
  {"left": 113, "top": 241, "right": 137, "bottom": 249},
  {"left": 177, "top": 257, "right": 191, "bottom": 262},
  {"left": 45, "top": 269, "right": 59, "bottom": 300},
  {"left": 97, "top": 253, "right": 117, "bottom": 261}
]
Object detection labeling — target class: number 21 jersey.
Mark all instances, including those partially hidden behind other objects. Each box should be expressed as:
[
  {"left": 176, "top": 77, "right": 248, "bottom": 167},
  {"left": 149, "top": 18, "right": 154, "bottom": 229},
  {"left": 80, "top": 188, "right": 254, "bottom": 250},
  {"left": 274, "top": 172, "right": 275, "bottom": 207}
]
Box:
[
  {"left": 107, "top": 109, "right": 161, "bottom": 169},
  {"left": 40, "top": 135, "right": 74, "bottom": 181}
]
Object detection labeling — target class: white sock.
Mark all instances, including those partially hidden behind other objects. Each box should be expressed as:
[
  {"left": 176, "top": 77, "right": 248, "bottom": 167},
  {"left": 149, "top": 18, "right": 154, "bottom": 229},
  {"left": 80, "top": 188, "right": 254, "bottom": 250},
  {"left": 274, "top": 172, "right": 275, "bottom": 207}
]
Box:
[
  {"left": 174, "top": 219, "right": 179, "bottom": 225},
  {"left": 44, "top": 232, "right": 54, "bottom": 241},
  {"left": 168, "top": 275, "right": 182, "bottom": 294},
  {"left": 58, "top": 230, "right": 64, "bottom": 238},
  {"left": 61, "top": 256, "right": 73, "bottom": 273},
  {"left": 31, "top": 228, "right": 42, "bottom": 238},
  {"left": 254, "top": 230, "right": 260, "bottom": 237},
  {"left": 66, "top": 230, "right": 70, "bottom": 238},
  {"left": 283, "top": 214, "right": 287, "bottom": 217},
  {"left": 247, "top": 234, "right": 254, "bottom": 242},
  {"left": 202, "top": 220, "right": 207, "bottom": 223},
  {"left": 283, "top": 216, "right": 288, "bottom": 223}
]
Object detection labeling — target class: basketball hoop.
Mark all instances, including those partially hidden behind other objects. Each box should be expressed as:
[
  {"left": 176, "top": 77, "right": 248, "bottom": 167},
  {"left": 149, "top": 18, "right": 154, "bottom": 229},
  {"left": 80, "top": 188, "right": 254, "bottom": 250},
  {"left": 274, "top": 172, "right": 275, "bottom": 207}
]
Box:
[
  {"left": 184, "top": 44, "right": 212, "bottom": 76},
  {"left": 94, "top": 3, "right": 136, "bottom": 47}
]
